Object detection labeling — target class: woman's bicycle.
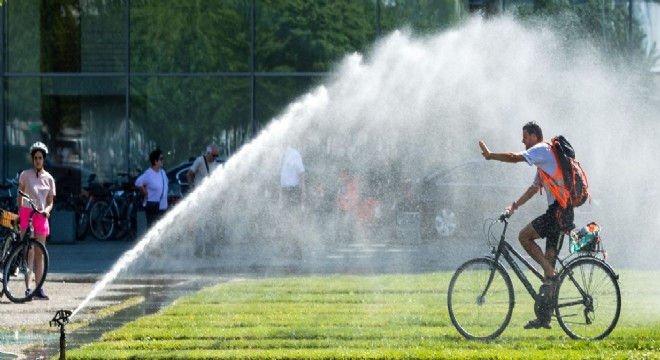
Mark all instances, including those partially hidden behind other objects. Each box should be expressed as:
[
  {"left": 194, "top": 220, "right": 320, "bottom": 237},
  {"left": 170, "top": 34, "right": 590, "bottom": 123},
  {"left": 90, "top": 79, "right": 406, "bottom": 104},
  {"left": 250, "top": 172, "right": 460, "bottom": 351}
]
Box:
[
  {"left": 447, "top": 211, "right": 620, "bottom": 340},
  {"left": 0, "top": 190, "right": 49, "bottom": 303}
]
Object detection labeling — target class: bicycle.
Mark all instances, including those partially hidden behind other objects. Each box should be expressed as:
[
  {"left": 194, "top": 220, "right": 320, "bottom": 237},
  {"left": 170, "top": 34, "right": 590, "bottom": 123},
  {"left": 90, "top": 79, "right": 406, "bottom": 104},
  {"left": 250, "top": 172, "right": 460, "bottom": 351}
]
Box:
[
  {"left": 0, "top": 190, "right": 49, "bottom": 303},
  {"left": 55, "top": 174, "right": 96, "bottom": 241},
  {"left": 89, "top": 173, "right": 142, "bottom": 241},
  {"left": 111, "top": 180, "right": 143, "bottom": 240},
  {"left": 0, "top": 173, "right": 19, "bottom": 214},
  {"left": 447, "top": 211, "right": 620, "bottom": 340}
]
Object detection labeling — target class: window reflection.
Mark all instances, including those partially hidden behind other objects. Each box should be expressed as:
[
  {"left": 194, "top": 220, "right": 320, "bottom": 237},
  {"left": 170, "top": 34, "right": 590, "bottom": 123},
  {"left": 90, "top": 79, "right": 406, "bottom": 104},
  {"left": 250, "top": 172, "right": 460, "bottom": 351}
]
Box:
[{"left": 2, "top": 0, "right": 468, "bottom": 191}]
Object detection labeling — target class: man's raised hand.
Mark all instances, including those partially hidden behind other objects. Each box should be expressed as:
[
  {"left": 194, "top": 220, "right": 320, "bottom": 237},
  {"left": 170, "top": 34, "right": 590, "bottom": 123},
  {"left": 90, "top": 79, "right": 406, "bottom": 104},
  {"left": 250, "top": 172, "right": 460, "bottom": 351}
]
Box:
[{"left": 479, "top": 140, "right": 491, "bottom": 160}]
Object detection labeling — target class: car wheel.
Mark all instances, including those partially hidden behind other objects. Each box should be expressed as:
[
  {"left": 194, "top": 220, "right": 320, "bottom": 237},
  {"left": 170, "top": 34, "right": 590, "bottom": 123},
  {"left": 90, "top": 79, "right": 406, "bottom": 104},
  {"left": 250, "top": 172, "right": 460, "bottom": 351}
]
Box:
[{"left": 435, "top": 208, "right": 457, "bottom": 237}]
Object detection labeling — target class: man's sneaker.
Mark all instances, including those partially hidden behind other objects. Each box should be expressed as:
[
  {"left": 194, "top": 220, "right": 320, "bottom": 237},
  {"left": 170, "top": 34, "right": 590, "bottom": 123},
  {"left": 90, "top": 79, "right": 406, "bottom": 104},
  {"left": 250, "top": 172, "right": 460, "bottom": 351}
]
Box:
[
  {"left": 33, "top": 288, "right": 49, "bottom": 300},
  {"left": 524, "top": 318, "right": 551, "bottom": 330},
  {"left": 25, "top": 288, "right": 32, "bottom": 299}
]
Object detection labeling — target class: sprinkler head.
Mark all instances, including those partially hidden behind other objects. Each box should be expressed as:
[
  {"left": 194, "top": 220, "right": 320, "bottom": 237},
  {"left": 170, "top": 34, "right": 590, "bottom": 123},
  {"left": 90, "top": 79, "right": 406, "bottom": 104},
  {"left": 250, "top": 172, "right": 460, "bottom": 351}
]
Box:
[{"left": 50, "top": 309, "right": 72, "bottom": 328}]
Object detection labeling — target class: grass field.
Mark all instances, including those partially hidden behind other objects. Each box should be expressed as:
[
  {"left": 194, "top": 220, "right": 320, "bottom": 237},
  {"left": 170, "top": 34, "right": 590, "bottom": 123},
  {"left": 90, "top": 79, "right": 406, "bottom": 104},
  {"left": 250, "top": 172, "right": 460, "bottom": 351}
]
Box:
[{"left": 66, "top": 270, "right": 660, "bottom": 359}]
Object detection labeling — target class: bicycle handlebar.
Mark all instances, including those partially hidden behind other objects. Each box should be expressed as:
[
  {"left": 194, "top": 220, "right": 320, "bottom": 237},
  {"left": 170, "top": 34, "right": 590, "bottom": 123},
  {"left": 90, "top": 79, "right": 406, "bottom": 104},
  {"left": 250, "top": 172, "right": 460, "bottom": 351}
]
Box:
[{"left": 499, "top": 210, "right": 512, "bottom": 221}]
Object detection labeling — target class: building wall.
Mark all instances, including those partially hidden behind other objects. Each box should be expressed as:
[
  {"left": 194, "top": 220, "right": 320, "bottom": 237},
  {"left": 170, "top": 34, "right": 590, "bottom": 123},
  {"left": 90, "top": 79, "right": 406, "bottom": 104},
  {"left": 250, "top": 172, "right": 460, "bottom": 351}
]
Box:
[{"left": 1, "top": 0, "right": 466, "bottom": 196}]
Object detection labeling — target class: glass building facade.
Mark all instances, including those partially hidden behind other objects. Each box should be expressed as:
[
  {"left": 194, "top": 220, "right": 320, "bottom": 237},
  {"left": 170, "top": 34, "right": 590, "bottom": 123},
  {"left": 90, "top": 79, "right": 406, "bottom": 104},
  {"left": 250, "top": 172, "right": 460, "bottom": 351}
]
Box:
[
  {"left": 1, "top": 0, "right": 652, "bottom": 197},
  {"left": 0, "top": 0, "right": 468, "bottom": 196}
]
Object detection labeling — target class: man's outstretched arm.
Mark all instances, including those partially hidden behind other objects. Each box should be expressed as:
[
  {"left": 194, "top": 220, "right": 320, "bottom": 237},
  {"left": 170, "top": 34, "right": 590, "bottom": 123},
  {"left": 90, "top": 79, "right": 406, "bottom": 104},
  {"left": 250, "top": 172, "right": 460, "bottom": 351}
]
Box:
[{"left": 479, "top": 140, "right": 525, "bottom": 163}]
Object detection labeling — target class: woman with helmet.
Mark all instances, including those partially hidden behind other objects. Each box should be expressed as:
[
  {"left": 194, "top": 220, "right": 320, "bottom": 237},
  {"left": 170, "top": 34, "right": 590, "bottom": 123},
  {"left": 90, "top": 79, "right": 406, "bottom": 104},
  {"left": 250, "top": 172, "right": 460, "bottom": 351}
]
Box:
[{"left": 17, "top": 141, "right": 56, "bottom": 300}]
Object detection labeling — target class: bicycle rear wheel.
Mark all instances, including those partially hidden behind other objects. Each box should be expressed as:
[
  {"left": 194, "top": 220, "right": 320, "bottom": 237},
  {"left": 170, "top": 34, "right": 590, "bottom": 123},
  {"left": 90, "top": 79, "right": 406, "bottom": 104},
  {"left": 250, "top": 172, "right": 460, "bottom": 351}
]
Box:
[
  {"left": 3, "top": 240, "right": 48, "bottom": 303},
  {"left": 447, "top": 257, "right": 514, "bottom": 340},
  {"left": 113, "top": 202, "right": 137, "bottom": 240},
  {"left": 90, "top": 200, "right": 117, "bottom": 240},
  {"left": 555, "top": 256, "right": 621, "bottom": 340},
  {"left": 75, "top": 195, "right": 92, "bottom": 240}
]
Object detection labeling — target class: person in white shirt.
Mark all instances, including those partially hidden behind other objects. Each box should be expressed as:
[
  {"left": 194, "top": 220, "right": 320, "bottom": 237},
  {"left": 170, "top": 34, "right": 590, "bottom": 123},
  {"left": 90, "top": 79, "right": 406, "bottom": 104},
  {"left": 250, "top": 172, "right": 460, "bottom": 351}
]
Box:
[
  {"left": 280, "top": 145, "right": 305, "bottom": 207},
  {"left": 186, "top": 143, "right": 220, "bottom": 192},
  {"left": 479, "top": 121, "right": 575, "bottom": 330},
  {"left": 17, "top": 141, "right": 55, "bottom": 300},
  {"left": 135, "top": 149, "right": 168, "bottom": 227}
]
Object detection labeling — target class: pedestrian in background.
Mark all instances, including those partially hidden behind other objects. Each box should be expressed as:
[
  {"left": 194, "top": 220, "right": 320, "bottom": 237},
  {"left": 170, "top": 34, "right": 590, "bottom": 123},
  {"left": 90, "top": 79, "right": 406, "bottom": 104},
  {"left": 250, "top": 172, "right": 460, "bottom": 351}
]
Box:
[
  {"left": 186, "top": 143, "right": 220, "bottom": 192},
  {"left": 17, "top": 141, "right": 55, "bottom": 300},
  {"left": 277, "top": 144, "right": 306, "bottom": 258},
  {"left": 280, "top": 145, "right": 305, "bottom": 208},
  {"left": 135, "top": 149, "right": 168, "bottom": 227}
]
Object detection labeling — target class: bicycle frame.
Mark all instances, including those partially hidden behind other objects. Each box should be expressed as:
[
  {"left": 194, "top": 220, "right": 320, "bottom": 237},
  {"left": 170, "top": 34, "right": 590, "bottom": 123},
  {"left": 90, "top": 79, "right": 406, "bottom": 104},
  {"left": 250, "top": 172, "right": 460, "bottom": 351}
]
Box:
[
  {"left": 14, "top": 200, "right": 38, "bottom": 258},
  {"left": 449, "top": 213, "right": 621, "bottom": 340},
  {"left": 492, "top": 239, "right": 544, "bottom": 300},
  {"left": 1, "top": 208, "right": 35, "bottom": 264},
  {"left": 2, "top": 195, "right": 37, "bottom": 278},
  {"left": 489, "top": 215, "right": 606, "bottom": 302},
  {"left": 486, "top": 217, "right": 569, "bottom": 301}
]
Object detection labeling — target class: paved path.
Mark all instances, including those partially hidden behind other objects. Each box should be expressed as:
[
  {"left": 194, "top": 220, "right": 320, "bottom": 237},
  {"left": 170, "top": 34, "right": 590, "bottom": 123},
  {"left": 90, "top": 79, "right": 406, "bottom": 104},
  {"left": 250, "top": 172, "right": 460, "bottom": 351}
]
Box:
[{"left": 0, "top": 238, "right": 138, "bottom": 358}]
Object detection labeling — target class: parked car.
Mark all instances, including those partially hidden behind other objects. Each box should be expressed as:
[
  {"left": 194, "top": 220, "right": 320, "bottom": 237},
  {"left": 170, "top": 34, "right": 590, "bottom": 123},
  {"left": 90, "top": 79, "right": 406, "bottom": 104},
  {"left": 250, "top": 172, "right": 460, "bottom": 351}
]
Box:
[
  {"left": 409, "top": 159, "right": 543, "bottom": 240},
  {"left": 166, "top": 155, "right": 228, "bottom": 205}
]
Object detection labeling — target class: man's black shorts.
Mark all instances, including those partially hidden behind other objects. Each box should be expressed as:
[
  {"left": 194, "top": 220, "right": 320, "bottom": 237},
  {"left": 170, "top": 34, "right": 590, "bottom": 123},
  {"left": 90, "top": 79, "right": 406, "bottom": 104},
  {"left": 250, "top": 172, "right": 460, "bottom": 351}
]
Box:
[{"left": 532, "top": 201, "right": 575, "bottom": 249}]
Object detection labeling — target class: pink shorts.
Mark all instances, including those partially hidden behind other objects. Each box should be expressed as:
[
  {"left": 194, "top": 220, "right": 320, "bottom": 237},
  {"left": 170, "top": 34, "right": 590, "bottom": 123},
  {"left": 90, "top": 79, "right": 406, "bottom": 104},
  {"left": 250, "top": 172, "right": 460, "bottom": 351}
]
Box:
[{"left": 19, "top": 207, "right": 50, "bottom": 237}]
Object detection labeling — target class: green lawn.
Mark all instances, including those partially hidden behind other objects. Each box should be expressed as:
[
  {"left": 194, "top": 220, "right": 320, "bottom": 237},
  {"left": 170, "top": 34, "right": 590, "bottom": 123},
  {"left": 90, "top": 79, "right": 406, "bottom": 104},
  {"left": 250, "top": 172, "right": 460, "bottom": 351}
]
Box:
[{"left": 66, "top": 271, "right": 660, "bottom": 359}]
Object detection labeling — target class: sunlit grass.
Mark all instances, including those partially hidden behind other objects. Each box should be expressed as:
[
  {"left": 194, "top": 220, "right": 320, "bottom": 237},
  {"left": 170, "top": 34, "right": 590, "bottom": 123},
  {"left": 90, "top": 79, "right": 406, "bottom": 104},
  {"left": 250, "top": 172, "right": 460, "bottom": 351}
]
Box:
[{"left": 67, "top": 271, "right": 660, "bottom": 359}]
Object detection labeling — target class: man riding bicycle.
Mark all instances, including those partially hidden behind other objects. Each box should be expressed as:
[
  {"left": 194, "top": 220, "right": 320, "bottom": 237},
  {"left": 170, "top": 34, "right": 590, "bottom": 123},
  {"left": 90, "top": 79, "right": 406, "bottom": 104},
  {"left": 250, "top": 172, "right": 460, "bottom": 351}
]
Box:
[{"left": 478, "top": 121, "right": 575, "bottom": 330}]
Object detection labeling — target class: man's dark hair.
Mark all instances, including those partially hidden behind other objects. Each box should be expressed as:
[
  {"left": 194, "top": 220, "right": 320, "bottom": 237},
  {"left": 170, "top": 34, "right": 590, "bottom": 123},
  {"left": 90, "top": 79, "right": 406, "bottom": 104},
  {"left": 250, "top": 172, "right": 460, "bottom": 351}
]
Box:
[
  {"left": 523, "top": 121, "right": 543, "bottom": 140},
  {"left": 149, "top": 149, "right": 163, "bottom": 166}
]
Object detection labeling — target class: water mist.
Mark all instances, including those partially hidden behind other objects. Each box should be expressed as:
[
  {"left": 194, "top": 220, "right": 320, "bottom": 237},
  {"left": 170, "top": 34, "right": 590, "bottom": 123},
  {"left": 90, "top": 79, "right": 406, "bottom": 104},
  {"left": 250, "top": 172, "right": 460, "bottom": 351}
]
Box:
[{"left": 73, "top": 16, "right": 660, "bottom": 318}]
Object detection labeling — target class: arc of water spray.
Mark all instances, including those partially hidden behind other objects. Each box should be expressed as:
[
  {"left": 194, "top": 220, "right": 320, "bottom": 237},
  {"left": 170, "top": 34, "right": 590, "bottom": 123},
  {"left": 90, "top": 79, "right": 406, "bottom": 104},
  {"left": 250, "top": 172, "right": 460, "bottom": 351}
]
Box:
[
  {"left": 70, "top": 225, "right": 157, "bottom": 318},
  {"left": 70, "top": 16, "right": 660, "bottom": 319},
  {"left": 71, "top": 87, "right": 330, "bottom": 319}
]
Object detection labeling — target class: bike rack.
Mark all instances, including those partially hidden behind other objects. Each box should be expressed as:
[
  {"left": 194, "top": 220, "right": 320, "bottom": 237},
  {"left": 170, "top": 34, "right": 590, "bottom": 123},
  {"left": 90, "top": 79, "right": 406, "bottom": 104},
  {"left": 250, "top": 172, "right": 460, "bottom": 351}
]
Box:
[{"left": 50, "top": 309, "right": 72, "bottom": 360}]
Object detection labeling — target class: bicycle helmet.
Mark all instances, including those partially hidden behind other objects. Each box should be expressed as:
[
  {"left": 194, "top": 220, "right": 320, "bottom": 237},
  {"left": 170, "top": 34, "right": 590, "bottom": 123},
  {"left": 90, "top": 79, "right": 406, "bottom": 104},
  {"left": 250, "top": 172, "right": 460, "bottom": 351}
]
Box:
[{"left": 29, "top": 141, "right": 49, "bottom": 157}]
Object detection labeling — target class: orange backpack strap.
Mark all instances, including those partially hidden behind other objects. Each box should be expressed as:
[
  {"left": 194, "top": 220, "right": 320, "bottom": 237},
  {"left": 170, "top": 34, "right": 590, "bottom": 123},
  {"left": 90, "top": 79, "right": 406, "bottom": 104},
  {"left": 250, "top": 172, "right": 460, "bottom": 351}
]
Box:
[{"left": 537, "top": 144, "right": 570, "bottom": 208}]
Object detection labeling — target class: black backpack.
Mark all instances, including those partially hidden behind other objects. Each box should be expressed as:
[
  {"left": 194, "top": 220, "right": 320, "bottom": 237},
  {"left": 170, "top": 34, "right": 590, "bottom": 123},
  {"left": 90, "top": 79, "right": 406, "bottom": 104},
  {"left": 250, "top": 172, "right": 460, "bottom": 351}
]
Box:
[{"left": 550, "top": 136, "right": 590, "bottom": 207}]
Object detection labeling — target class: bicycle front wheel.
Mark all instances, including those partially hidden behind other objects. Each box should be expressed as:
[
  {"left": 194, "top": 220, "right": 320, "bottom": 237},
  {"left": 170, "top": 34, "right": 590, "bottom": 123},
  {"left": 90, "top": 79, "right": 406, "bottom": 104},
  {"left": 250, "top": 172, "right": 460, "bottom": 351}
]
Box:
[
  {"left": 90, "top": 200, "right": 117, "bottom": 240},
  {"left": 75, "top": 211, "right": 90, "bottom": 240},
  {"left": 555, "top": 256, "right": 621, "bottom": 340},
  {"left": 3, "top": 240, "right": 49, "bottom": 303},
  {"left": 447, "top": 257, "right": 514, "bottom": 340}
]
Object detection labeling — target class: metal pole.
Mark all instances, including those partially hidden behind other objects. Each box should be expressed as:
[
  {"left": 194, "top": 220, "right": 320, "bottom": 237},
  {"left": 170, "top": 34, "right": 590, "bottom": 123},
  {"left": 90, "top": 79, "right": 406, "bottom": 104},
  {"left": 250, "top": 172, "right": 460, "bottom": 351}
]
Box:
[
  {"left": 125, "top": 0, "right": 131, "bottom": 173},
  {"left": 249, "top": 0, "right": 255, "bottom": 137},
  {"left": 628, "top": 0, "right": 633, "bottom": 61},
  {"left": 0, "top": 4, "right": 5, "bottom": 180},
  {"left": 376, "top": 0, "right": 381, "bottom": 37}
]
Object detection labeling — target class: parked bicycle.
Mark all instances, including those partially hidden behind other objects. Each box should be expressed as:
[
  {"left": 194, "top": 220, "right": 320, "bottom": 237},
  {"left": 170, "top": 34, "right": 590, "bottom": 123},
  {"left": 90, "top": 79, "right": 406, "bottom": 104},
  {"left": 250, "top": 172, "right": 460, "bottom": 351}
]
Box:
[
  {"left": 112, "top": 179, "right": 143, "bottom": 240},
  {"left": 447, "top": 211, "right": 620, "bottom": 340},
  {"left": 53, "top": 173, "right": 100, "bottom": 241},
  {"left": 0, "top": 190, "right": 49, "bottom": 303},
  {"left": 89, "top": 173, "right": 143, "bottom": 241},
  {"left": 0, "top": 173, "right": 19, "bottom": 214}
]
